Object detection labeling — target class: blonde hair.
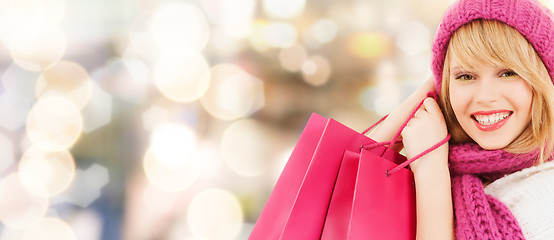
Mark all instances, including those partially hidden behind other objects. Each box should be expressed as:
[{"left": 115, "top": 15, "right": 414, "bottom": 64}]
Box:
[{"left": 439, "top": 19, "right": 554, "bottom": 163}]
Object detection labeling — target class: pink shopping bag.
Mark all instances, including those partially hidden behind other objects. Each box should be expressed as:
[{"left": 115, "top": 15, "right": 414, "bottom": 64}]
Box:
[
  {"left": 346, "top": 148, "right": 417, "bottom": 239},
  {"left": 321, "top": 91, "right": 449, "bottom": 240},
  {"left": 250, "top": 92, "right": 449, "bottom": 240},
  {"left": 249, "top": 113, "right": 379, "bottom": 240}
]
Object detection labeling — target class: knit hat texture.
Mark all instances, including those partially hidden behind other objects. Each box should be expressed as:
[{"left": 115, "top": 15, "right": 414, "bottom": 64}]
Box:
[{"left": 431, "top": 0, "right": 554, "bottom": 92}]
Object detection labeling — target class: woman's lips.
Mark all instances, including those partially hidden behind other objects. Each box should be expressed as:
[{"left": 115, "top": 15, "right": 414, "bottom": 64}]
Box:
[{"left": 471, "top": 110, "right": 513, "bottom": 131}]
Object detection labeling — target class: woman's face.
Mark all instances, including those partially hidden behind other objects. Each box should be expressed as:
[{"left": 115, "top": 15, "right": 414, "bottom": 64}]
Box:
[{"left": 448, "top": 53, "right": 533, "bottom": 150}]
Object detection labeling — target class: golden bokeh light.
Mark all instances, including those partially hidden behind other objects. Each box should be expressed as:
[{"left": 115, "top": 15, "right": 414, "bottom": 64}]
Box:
[
  {"left": 143, "top": 147, "right": 200, "bottom": 193},
  {"left": 221, "top": 119, "right": 268, "bottom": 177},
  {"left": 200, "top": 64, "right": 263, "bottom": 120},
  {"left": 26, "top": 96, "right": 83, "bottom": 151},
  {"left": 263, "top": 0, "right": 306, "bottom": 19},
  {"left": 8, "top": 26, "right": 66, "bottom": 72},
  {"left": 149, "top": 2, "right": 210, "bottom": 53},
  {"left": 248, "top": 20, "right": 271, "bottom": 52},
  {"left": 302, "top": 55, "right": 332, "bottom": 87},
  {"left": 153, "top": 52, "right": 211, "bottom": 103},
  {"left": 36, "top": 61, "right": 93, "bottom": 109},
  {"left": 0, "top": 0, "right": 65, "bottom": 40},
  {"left": 347, "top": 32, "right": 391, "bottom": 60},
  {"left": 264, "top": 22, "right": 298, "bottom": 48},
  {"left": 143, "top": 123, "right": 199, "bottom": 192},
  {"left": 200, "top": 0, "right": 255, "bottom": 27},
  {"left": 0, "top": 173, "right": 49, "bottom": 228},
  {"left": 187, "top": 189, "right": 243, "bottom": 240},
  {"left": 395, "top": 21, "right": 430, "bottom": 56},
  {"left": 278, "top": 44, "right": 308, "bottom": 72},
  {"left": 149, "top": 123, "right": 197, "bottom": 168},
  {"left": 22, "top": 218, "right": 76, "bottom": 240},
  {"left": 302, "top": 18, "right": 339, "bottom": 48},
  {"left": 18, "top": 146, "right": 75, "bottom": 197}
]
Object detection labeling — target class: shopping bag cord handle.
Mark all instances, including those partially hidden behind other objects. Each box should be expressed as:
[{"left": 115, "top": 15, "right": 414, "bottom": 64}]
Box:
[
  {"left": 385, "top": 134, "right": 450, "bottom": 176},
  {"left": 360, "top": 91, "right": 451, "bottom": 176}
]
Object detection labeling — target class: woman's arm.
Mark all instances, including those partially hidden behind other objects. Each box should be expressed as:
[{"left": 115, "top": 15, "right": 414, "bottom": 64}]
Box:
[{"left": 402, "top": 98, "right": 454, "bottom": 240}]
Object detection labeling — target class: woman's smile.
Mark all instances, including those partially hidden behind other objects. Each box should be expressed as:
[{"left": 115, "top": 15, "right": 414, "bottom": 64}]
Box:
[{"left": 471, "top": 110, "right": 512, "bottom": 131}]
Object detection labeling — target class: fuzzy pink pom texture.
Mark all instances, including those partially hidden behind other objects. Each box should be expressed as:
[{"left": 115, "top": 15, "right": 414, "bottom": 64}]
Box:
[{"left": 431, "top": 0, "right": 554, "bottom": 92}]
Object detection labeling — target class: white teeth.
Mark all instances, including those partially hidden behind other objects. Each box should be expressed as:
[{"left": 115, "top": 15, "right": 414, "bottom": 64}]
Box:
[{"left": 474, "top": 112, "right": 511, "bottom": 125}]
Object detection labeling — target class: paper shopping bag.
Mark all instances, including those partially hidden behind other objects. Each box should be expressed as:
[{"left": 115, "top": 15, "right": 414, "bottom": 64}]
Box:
[
  {"left": 249, "top": 113, "right": 378, "bottom": 240},
  {"left": 320, "top": 141, "right": 410, "bottom": 239},
  {"left": 319, "top": 150, "right": 359, "bottom": 240},
  {"left": 347, "top": 148, "right": 417, "bottom": 239}
]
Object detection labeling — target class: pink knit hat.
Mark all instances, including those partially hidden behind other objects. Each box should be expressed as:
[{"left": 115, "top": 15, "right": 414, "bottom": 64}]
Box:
[{"left": 431, "top": 0, "right": 554, "bottom": 92}]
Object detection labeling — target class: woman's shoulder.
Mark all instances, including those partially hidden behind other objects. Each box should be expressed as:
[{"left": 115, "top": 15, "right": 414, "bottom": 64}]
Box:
[
  {"left": 485, "top": 160, "right": 554, "bottom": 199},
  {"left": 484, "top": 160, "right": 554, "bottom": 239}
]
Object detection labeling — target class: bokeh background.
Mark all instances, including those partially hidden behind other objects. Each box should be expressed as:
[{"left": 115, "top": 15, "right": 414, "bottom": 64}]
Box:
[{"left": 0, "top": 0, "right": 552, "bottom": 239}]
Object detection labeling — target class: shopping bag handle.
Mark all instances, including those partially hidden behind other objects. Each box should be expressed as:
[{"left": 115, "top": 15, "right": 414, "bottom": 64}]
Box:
[{"left": 361, "top": 91, "right": 451, "bottom": 175}]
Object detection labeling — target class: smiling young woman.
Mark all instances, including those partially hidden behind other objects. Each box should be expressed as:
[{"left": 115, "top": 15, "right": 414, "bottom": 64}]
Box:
[
  {"left": 368, "top": 0, "right": 554, "bottom": 239},
  {"left": 439, "top": 19, "right": 554, "bottom": 163}
]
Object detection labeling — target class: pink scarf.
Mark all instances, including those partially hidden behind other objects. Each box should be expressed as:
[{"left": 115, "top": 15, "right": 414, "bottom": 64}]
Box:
[{"left": 448, "top": 143, "right": 537, "bottom": 239}]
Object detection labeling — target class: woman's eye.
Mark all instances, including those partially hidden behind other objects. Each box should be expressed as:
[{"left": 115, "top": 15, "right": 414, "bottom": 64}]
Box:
[
  {"left": 501, "top": 70, "right": 518, "bottom": 77},
  {"left": 455, "top": 74, "right": 474, "bottom": 81}
]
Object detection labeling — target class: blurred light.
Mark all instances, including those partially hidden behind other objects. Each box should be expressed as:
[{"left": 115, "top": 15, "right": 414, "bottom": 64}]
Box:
[
  {"left": 0, "top": 0, "right": 65, "bottom": 40},
  {"left": 347, "top": 32, "right": 391, "bottom": 60},
  {"left": 360, "top": 61, "right": 401, "bottom": 116},
  {"left": 54, "top": 164, "right": 109, "bottom": 208},
  {"left": 22, "top": 218, "right": 76, "bottom": 240},
  {"left": 303, "top": 18, "right": 339, "bottom": 48},
  {"left": 149, "top": 2, "right": 210, "bottom": 53},
  {"left": 153, "top": 52, "right": 211, "bottom": 103},
  {"left": 200, "top": 0, "right": 255, "bottom": 27},
  {"left": 263, "top": 0, "right": 305, "bottom": 19},
  {"left": 0, "top": 173, "right": 49, "bottom": 228},
  {"left": 18, "top": 146, "right": 75, "bottom": 197},
  {"left": 143, "top": 147, "right": 200, "bottom": 193},
  {"left": 8, "top": 26, "right": 66, "bottom": 72},
  {"left": 102, "top": 58, "right": 149, "bottom": 104},
  {"left": 150, "top": 123, "right": 196, "bottom": 168},
  {"left": 208, "top": 28, "right": 245, "bottom": 58},
  {"left": 264, "top": 22, "right": 298, "bottom": 48},
  {"left": 221, "top": 119, "right": 268, "bottom": 177},
  {"left": 80, "top": 81, "right": 113, "bottom": 133},
  {"left": 122, "top": 33, "right": 156, "bottom": 66},
  {"left": 273, "top": 147, "right": 293, "bottom": 183},
  {"left": 187, "top": 189, "right": 243, "bottom": 240},
  {"left": 0, "top": 64, "right": 38, "bottom": 131},
  {"left": 144, "top": 123, "right": 200, "bottom": 192},
  {"left": 36, "top": 61, "right": 92, "bottom": 109},
  {"left": 119, "top": 58, "right": 149, "bottom": 103},
  {"left": 248, "top": 20, "right": 271, "bottom": 52},
  {"left": 142, "top": 105, "right": 170, "bottom": 132},
  {"left": 67, "top": 210, "right": 102, "bottom": 240},
  {"left": 395, "top": 21, "right": 430, "bottom": 56},
  {"left": 302, "top": 55, "right": 332, "bottom": 87},
  {"left": 0, "top": 133, "right": 14, "bottom": 172},
  {"left": 0, "top": 227, "right": 23, "bottom": 240},
  {"left": 279, "top": 44, "right": 308, "bottom": 72},
  {"left": 26, "top": 96, "right": 83, "bottom": 151},
  {"left": 200, "top": 64, "right": 264, "bottom": 120}
]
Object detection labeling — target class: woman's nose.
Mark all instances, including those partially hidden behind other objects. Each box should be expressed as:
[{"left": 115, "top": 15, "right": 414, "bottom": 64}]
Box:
[{"left": 473, "top": 77, "right": 498, "bottom": 104}]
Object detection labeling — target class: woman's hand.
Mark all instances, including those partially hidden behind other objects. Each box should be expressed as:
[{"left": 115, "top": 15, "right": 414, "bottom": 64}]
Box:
[{"left": 401, "top": 97, "right": 449, "bottom": 173}]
